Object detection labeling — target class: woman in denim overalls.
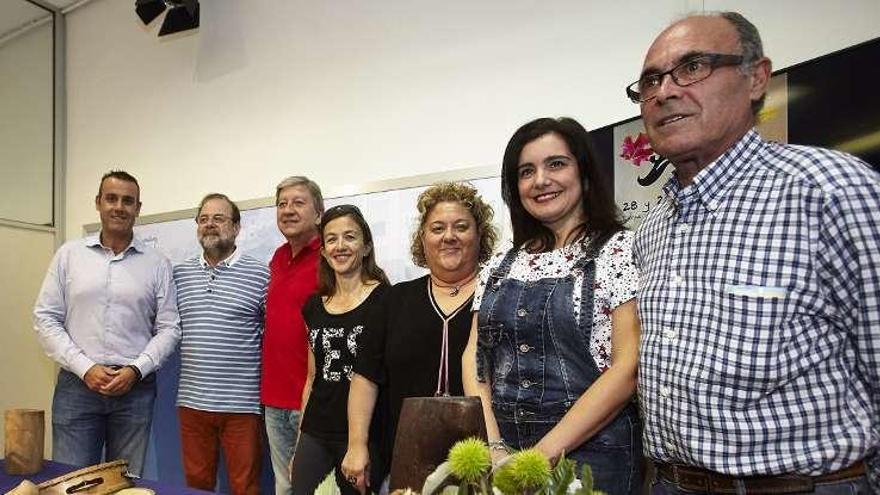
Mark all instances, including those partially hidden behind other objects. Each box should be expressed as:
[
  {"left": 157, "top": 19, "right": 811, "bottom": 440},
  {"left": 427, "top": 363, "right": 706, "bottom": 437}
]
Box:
[{"left": 463, "top": 117, "right": 644, "bottom": 495}]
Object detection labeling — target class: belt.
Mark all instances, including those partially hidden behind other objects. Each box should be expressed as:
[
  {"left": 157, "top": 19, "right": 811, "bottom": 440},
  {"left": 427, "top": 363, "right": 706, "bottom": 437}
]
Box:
[{"left": 654, "top": 461, "right": 865, "bottom": 494}]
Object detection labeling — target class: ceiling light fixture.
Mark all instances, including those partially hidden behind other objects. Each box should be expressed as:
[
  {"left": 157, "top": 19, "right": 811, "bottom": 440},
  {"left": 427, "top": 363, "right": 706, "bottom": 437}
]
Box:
[{"left": 135, "top": 0, "right": 199, "bottom": 37}]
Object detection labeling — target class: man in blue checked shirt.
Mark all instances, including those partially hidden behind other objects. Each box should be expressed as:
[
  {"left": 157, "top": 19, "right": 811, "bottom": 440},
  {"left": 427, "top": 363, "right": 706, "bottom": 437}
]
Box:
[{"left": 628, "top": 12, "right": 880, "bottom": 495}]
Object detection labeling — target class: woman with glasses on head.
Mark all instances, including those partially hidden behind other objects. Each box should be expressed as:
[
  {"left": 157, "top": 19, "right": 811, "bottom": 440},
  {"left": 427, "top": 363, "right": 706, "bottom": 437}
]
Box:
[
  {"left": 463, "top": 117, "right": 643, "bottom": 495},
  {"left": 341, "top": 182, "right": 498, "bottom": 493},
  {"left": 289, "top": 205, "right": 390, "bottom": 495}
]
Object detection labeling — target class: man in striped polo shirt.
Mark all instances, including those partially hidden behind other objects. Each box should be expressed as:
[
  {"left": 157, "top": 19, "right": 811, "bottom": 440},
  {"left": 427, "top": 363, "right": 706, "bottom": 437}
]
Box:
[{"left": 174, "top": 193, "right": 270, "bottom": 495}]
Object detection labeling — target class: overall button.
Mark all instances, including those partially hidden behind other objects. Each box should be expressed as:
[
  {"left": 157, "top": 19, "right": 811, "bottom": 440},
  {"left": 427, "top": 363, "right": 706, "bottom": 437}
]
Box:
[
  {"left": 518, "top": 343, "right": 531, "bottom": 353},
  {"left": 516, "top": 308, "right": 527, "bottom": 318},
  {"left": 521, "top": 379, "right": 532, "bottom": 389}
]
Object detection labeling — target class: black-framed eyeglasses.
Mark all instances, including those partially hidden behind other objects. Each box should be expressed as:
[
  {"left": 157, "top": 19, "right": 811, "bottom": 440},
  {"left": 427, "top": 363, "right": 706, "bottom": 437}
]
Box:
[{"left": 626, "top": 53, "right": 745, "bottom": 103}]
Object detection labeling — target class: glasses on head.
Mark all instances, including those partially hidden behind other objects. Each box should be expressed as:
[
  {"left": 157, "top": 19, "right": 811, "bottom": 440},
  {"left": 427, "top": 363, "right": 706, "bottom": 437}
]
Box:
[
  {"left": 196, "top": 214, "right": 232, "bottom": 225},
  {"left": 321, "top": 204, "right": 365, "bottom": 232},
  {"left": 324, "top": 204, "right": 363, "bottom": 217},
  {"left": 626, "top": 53, "right": 745, "bottom": 103}
]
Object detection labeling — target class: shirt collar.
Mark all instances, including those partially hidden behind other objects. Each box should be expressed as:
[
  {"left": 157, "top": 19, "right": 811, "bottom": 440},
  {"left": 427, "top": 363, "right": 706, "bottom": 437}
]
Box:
[
  {"left": 86, "top": 232, "right": 144, "bottom": 253},
  {"left": 661, "top": 128, "right": 764, "bottom": 212},
  {"left": 200, "top": 247, "right": 241, "bottom": 268},
  {"left": 282, "top": 235, "right": 321, "bottom": 259},
  {"left": 306, "top": 235, "right": 321, "bottom": 252}
]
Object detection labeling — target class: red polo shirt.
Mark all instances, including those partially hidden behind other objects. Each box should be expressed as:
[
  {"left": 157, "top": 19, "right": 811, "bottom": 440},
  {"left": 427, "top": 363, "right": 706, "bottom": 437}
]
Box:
[{"left": 261, "top": 237, "right": 320, "bottom": 409}]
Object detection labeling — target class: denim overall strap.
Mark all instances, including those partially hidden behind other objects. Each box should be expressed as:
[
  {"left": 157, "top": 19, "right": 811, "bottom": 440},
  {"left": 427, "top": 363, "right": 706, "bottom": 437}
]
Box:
[
  {"left": 570, "top": 233, "right": 637, "bottom": 419},
  {"left": 488, "top": 247, "right": 519, "bottom": 283},
  {"left": 543, "top": 239, "right": 601, "bottom": 406},
  {"left": 573, "top": 240, "right": 598, "bottom": 367},
  {"left": 475, "top": 248, "right": 519, "bottom": 382}
]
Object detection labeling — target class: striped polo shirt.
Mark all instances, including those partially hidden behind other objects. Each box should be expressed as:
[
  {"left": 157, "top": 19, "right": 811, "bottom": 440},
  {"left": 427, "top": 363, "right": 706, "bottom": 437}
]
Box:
[{"left": 174, "top": 249, "right": 269, "bottom": 414}]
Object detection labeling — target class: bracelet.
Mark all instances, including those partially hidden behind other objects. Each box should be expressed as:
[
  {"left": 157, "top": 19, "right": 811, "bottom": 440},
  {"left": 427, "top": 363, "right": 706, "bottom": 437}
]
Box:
[{"left": 488, "top": 440, "right": 510, "bottom": 453}]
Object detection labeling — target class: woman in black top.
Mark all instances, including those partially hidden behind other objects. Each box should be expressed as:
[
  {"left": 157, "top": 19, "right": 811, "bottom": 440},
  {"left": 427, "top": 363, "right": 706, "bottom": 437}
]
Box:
[
  {"left": 341, "top": 182, "right": 498, "bottom": 493},
  {"left": 290, "top": 205, "right": 390, "bottom": 495}
]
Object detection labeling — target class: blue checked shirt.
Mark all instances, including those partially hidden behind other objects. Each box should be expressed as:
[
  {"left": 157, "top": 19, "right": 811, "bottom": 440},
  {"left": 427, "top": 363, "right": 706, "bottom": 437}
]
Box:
[{"left": 634, "top": 129, "right": 880, "bottom": 481}]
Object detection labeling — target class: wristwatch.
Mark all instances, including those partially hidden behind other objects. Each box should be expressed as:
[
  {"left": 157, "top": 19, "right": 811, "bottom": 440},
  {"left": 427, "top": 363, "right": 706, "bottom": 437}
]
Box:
[{"left": 125, "top": 364, "right": 143, "bottom": 381}]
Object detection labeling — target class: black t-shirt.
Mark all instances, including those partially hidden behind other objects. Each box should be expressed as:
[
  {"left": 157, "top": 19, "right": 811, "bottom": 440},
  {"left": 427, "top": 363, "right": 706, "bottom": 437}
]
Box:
[
  {"left": 355, "top": 275, "right": 473, "bottom": 455},
  {"left": 300, "top": 283, "right": 389, "bottom": 441}
]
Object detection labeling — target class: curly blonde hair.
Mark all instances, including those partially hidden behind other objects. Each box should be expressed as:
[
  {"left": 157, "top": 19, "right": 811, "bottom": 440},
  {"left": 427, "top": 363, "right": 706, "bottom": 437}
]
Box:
[{"left": 410, "top": 182, "right": 498, "bottom": 268}]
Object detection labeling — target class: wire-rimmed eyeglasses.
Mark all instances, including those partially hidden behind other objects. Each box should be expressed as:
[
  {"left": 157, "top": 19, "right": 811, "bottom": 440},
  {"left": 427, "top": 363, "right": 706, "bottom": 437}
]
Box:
[{"left": 196, "top": 214, "right": 232, "bottom": 225}]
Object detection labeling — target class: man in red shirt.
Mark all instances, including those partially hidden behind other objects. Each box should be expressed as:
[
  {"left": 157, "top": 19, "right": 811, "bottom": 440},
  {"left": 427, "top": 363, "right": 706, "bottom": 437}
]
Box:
[{"left": 262, "top": 176, "right": 323, "bottom": 495}]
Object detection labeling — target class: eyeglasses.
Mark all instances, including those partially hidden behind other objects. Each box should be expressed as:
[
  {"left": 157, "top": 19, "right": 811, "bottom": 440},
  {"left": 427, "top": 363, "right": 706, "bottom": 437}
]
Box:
[
  {"left": 196, "top": 214, "right": 232, "bottom": 225},
  {"left": 320, "top": 204, "right": 366, "bottom": 229},
  {"left": 626, "top": 53, "right": 745, "bottom": 103},
  {"left": 324, "top": 204, "right": 364, "bottom": 217}
]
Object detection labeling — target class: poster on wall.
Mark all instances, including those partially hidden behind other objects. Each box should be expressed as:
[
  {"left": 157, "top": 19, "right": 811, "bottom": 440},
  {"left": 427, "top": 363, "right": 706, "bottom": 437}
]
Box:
[
  {"left": 605, "top": 36, "right": 880, "bottom": 227},
  {"left": 613, "top": 119, "right": 671, "bottom": 228},
  {"left": 610, "top": 74, "right": 789, "bottom": 229}
]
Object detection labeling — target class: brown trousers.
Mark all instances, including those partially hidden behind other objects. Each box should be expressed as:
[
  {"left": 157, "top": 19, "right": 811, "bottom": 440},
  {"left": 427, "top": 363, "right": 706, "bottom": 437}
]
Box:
[{"left": 178, "top": 407, "right": 262, "bottom": 495}]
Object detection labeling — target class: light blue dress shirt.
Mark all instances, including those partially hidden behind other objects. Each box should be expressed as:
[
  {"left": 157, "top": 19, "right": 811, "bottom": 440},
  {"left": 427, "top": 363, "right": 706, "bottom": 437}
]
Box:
[{"left": 33, "top": 234, "right": 180, "bottom": 378}]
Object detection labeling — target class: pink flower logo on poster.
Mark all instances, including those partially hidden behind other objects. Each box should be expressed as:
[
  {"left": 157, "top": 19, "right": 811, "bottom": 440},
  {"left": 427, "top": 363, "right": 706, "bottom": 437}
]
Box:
[
  {"left": 619, "top": 131, "right": 670, "bottom": 186},
  {"left": 620, "top": 132, "right": 653, "bottom": 166}
]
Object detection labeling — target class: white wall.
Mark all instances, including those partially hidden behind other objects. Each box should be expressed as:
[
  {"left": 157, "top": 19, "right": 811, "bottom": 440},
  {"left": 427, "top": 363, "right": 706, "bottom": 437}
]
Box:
[
  {"left": 63, "top": 0, "right": 880, "bottom": 235},
  {"left": 0, "top": 21, "right": 53, "bottom": 225},
  {"left": 0, "top": 224, "right": 57, "bottom": 454},
  {"left": 7, "top": 0, "right": 872, "bottom": 462},
  {"left": 706, "top": 0, "right": 880, "bottom": 71}
]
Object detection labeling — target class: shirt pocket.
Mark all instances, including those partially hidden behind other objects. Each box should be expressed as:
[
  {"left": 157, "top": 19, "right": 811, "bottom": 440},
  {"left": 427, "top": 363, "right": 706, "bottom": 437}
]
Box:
[{"left": 697, "top": 285, "right": 792, "bottom": 407}]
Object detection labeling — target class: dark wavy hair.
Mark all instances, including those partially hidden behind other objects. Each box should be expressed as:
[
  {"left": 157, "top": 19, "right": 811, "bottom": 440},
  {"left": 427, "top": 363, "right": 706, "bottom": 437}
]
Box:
[
  {"left": 501, "top": 117, "right": 624, "bottom": 252},
  {"left": 317, "top": 204, "right": 389, "bottom": 298}
]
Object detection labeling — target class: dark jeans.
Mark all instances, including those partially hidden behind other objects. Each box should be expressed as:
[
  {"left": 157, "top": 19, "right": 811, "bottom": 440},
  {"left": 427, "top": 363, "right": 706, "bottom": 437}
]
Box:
[
  {"left": 651, "top": 476, "right": 871, "bottom": 494},
  {"left": 289, "top": 431, "right": 385, "bottom": 495},
  {"left": 51, "top": 369, "right": 156, "bottom": 477},
  {"left": 497, "top": 410, "right": 643, "bottom": 495}
]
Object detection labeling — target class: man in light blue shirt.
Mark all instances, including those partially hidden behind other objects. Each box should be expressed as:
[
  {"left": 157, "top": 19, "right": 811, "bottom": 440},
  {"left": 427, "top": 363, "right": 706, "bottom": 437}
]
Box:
[{"left": 33, "top": 170, "right": 180, "bottom": 476}]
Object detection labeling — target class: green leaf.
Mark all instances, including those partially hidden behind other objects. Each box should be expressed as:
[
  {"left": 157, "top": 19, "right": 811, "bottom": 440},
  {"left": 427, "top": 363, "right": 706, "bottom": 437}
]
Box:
[
  {"left": 580, "top": 464, "right": 594, "bottom": 494},
  {"left": 548, "top": 456, "right": 576, "bottom": 495}
]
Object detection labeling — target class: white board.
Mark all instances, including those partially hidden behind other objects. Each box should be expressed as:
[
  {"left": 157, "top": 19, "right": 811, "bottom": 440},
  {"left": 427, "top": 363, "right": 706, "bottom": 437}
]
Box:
[{"left": 130, "top": 175, "right": 513, "bottom": 281}]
